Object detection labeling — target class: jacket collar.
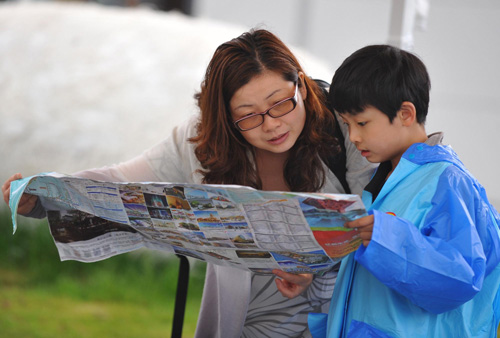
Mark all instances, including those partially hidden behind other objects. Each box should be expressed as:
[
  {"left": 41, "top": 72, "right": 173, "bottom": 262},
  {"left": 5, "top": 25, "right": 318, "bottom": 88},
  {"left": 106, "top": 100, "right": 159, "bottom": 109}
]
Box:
[{"left": 365, "top": 131, "right": 455, "bottom": 202}]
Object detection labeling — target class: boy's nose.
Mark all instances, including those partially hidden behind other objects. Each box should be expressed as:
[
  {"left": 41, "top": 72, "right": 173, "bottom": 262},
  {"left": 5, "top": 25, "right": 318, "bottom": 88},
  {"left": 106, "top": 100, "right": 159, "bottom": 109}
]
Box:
[{"left": 348, "top": 128, "right": 361, "bottom": 144}]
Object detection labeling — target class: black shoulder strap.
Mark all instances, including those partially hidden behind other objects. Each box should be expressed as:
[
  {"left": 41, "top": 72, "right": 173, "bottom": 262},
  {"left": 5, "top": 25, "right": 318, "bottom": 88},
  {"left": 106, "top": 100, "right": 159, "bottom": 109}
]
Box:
[{"left": 314, "top": 79, "right": 351, "bottom": 194}]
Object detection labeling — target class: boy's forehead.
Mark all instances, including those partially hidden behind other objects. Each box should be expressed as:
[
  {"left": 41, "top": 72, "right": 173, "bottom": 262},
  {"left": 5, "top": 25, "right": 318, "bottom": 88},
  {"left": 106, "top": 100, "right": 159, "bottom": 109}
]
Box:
[
  {"left": 337, "top": 111, "right": 357, "bottom": 121},
  {"left": 337, "top": 108, "right": 365, "bottom": 116},
  {"left": 338, "top": 105, "right": 384, "bottom": 117}
]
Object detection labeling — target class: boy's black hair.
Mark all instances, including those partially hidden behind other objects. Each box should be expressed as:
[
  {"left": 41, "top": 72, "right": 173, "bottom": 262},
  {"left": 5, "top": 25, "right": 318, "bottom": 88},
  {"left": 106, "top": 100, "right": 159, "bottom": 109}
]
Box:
[{"left": 329, "top": 44, "right": 431, "bottom": 124}]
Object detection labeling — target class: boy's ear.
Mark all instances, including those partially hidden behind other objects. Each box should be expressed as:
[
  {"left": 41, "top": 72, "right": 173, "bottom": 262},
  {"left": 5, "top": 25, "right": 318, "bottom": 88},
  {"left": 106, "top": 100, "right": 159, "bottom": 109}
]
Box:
[{"left": 398, "top": 102, "right": 417, "bottom": 126}]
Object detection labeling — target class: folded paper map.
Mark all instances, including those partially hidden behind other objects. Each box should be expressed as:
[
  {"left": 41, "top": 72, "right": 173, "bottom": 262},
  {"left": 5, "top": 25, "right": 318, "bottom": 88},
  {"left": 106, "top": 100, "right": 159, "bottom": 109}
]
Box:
[{"left": 9, "top": 173, "right": 366, "bottom": 274}]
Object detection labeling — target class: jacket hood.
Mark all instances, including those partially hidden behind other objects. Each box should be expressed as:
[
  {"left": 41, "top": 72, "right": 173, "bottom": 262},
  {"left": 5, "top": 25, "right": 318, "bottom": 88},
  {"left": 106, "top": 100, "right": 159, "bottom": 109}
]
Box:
[{"left": 403, "top": 143, "right": 465, "bottom": 169}]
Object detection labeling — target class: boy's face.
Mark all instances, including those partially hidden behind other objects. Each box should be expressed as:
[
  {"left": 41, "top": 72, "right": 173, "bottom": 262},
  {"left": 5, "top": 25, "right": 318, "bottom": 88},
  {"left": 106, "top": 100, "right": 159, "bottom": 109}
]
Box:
[{"left": 339, "top": 106, "right": 410, "bottom": 166}]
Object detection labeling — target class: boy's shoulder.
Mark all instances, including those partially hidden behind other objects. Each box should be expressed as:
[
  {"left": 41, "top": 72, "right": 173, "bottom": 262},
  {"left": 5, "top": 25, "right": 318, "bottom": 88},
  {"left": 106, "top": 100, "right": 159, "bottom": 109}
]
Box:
[
  {"left": 403, "top": 133, "right": 464, "bottom": 170},
  {"left": 401, "top": 138, "right": 485, "bottom": 196}
]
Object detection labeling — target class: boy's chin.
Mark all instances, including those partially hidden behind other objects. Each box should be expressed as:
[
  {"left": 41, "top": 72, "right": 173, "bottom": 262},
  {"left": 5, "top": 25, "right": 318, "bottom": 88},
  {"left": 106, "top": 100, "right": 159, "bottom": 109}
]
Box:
[{"left": 365, "top": 156, "right": 385, "bottom": 164}]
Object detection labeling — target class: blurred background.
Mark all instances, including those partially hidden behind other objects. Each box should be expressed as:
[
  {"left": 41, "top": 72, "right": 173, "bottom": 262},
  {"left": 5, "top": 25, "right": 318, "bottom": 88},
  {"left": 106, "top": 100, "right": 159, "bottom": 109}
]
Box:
[
  {"left": 1, "top": 0, "right": 498, "bottom": 208},
  {"left": 0, "top": 0, "right": 499, "bottom": 337}
]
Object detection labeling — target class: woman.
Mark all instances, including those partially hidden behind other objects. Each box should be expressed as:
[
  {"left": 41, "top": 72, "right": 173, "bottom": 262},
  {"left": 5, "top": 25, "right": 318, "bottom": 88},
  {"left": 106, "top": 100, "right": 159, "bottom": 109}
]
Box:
[{"left": 3, "top": 29, "right": 375, "bottom": 337}]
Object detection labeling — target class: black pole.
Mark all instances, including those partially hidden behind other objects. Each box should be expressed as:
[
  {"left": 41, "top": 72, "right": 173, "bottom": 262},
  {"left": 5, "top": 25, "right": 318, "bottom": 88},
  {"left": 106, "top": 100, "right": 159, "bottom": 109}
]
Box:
[{"left": 171, "top": 254, "right": 190, "bottom": 338}]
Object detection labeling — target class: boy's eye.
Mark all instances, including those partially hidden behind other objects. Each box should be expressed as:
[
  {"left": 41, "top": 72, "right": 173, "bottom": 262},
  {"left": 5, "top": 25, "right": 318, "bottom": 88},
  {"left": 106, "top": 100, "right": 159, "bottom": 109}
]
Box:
[{"left": 357, "top": 121, "right": 367, "bottom": 127}]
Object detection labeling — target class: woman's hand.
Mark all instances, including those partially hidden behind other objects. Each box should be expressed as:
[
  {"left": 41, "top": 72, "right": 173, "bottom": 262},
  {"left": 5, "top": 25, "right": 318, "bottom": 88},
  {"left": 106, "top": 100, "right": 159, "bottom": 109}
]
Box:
[
  {"left": 2, "top": 173, "right": 38, "bottom": 215},
  {"left": 344, "top": 214, "right": 374, "bottom": 247},
  {"left": 272, "top": 269, "right": 314, "bottom": 299}
]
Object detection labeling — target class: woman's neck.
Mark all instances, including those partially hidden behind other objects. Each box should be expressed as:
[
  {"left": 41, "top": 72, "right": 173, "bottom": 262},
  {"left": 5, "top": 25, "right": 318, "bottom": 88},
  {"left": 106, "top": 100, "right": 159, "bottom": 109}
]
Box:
[{"left": 255, "top": 148, "right": 290, "bottom": 191}]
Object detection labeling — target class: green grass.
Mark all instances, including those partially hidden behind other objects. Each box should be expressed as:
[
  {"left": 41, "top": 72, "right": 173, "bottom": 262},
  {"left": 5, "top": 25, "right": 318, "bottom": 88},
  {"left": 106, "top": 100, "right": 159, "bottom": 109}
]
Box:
[
  {"left": 0, "top": 209, "right": 205, "bottom": 337},
  {"left": 0, "top": 283, "right": 177, "bottom": 337}
]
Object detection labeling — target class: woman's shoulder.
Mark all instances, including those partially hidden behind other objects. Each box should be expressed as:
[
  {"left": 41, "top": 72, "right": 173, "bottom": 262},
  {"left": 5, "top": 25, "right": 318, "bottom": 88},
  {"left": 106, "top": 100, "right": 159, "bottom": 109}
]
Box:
[{"left": 142, "top": 114, "right": 203, "bottom": 183}]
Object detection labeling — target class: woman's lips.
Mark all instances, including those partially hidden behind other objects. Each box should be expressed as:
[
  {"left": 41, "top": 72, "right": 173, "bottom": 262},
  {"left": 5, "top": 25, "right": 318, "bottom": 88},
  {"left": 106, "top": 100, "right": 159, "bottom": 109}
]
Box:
[{"left": 268, "top": 132, "right": 289, "bottom": 145}]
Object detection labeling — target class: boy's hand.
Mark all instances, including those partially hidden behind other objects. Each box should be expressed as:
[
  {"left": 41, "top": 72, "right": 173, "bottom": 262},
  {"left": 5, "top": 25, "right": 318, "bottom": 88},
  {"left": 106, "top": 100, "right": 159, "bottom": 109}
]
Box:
[
  {"left": 345, "top": 214, "right": 374, "bottom": 247},
  {"left": 272, "top": 269, "right": 313, "bottom": 299},
  {"left": 2, "top": 173, "right": 38, "bottom": 215}
]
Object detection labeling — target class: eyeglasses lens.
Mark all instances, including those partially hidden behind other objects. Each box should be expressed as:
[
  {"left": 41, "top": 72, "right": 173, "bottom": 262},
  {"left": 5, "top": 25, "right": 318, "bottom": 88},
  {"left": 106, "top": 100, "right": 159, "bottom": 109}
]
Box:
[
  {"left": 237, "top": 99, "right": 296, "bottom": 130},
  {"left": 269, "top": 100, "right": 295, "bottom": 117},
  {"left": 237, "top": 116, "right": 261, "bottom": 131}
]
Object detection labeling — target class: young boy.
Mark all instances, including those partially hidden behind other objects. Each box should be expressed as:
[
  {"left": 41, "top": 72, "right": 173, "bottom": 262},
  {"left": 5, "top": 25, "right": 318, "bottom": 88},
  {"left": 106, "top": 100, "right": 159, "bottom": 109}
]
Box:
[{"left": 308, "top": 45, "right": 500, "bottom": 337}]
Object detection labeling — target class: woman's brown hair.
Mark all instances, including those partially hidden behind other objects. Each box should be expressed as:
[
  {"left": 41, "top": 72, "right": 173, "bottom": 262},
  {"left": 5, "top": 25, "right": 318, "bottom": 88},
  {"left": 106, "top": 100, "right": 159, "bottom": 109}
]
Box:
[{"left": 190, "top": 29, "right": 339, "bottom": 192}]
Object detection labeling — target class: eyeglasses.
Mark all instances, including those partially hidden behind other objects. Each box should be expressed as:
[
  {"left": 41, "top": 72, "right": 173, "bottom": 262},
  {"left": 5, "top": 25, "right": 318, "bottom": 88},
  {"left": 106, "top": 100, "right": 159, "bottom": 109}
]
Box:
[{"left": 233, "top": 83, "right": 298, "bottom": 131}]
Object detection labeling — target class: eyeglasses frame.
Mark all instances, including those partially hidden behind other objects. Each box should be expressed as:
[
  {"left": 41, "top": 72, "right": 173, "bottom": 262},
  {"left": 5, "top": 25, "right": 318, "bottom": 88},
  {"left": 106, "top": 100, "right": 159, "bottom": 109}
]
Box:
[{"left": 233, "top": 83, "right": 299, "bottom": 131}]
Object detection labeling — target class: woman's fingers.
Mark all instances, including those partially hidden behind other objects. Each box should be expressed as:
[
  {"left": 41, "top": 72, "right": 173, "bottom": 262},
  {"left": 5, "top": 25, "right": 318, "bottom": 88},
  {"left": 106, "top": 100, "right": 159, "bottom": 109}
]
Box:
[
  {"left": 2, "top": 173, "right": 38, "bottom": 215},
  {"left": 2, "top": 173, "right": 23, "bottom": 204}
]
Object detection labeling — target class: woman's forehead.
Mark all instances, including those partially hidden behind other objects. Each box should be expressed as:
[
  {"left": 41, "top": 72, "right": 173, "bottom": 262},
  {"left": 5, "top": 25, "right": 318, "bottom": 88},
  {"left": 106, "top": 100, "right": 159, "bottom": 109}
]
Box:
[{"left": 231, "top": 71, "right": 293, "bottom": 104}]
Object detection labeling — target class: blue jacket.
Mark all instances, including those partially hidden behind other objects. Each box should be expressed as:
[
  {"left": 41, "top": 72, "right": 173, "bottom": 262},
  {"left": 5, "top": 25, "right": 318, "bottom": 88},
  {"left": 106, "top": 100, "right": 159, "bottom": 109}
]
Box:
[{"left": 309, "top": 142, "right": 500, "bottom": 338}]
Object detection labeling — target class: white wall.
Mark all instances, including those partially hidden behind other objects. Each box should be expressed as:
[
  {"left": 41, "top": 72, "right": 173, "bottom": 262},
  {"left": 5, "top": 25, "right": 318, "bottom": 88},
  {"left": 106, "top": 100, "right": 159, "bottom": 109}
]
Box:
[{"left": 193, "top": 0, "right": 500, "bottom": 209}]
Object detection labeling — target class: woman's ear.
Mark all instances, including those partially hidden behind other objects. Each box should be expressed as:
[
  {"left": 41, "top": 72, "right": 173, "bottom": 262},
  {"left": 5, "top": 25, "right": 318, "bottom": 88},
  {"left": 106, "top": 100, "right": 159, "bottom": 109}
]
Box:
[
  {"left": 398, "top": 101, "right": 417, "bottom": 126},
  {"left": 298, "top": 71, "right": 307, "bottom": 100}
]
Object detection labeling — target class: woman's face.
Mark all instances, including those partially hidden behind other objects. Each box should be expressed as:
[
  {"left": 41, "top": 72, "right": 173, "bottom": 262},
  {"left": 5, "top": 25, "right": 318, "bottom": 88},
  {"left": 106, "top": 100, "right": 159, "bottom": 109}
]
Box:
[{"left": 229, "top": 70, "right": 307, "bottom": 155}]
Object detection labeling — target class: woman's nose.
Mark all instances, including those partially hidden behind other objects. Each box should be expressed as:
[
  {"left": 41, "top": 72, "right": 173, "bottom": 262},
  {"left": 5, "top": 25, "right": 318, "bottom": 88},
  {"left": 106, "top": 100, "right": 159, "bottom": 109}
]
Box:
[{"left": 261, "top": 113, "right": 281, "bottom": 131}]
